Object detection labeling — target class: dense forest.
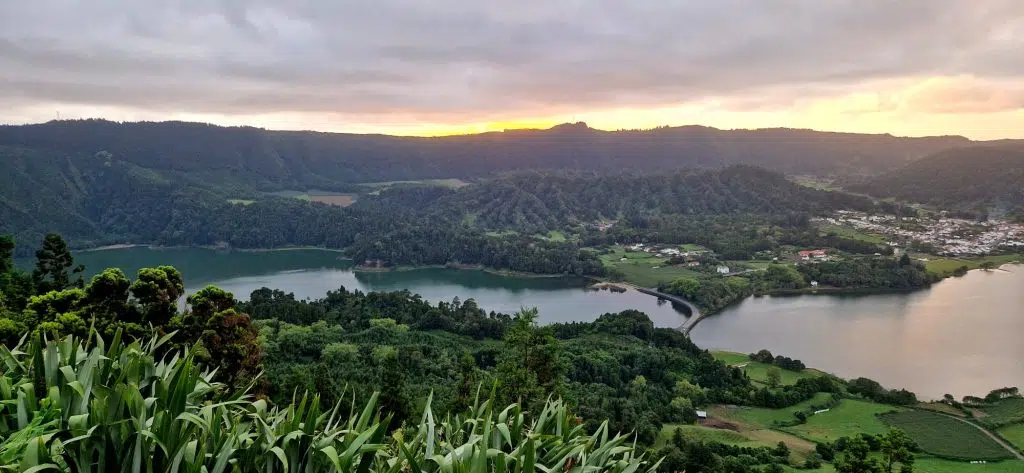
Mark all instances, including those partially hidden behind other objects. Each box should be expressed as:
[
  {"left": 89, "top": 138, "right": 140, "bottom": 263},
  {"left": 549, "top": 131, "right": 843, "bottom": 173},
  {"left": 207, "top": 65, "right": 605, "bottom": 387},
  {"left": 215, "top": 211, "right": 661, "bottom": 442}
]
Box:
[
  {"left": 0, "top": 154, "right": 892, "bottom": 272},
  {"left": 0, "top": 233, "right": 924, "bottom": 472},
  {"left": 850, "top": 145, "right": 1024, "bottom": 220}
]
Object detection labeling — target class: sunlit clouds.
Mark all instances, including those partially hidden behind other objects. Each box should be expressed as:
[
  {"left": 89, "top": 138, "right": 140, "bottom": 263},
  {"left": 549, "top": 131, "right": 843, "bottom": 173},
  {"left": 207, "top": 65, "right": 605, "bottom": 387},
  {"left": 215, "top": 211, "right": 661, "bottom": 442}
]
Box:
[{"left": 1, "top": 1, "right": 1022, "bottom": 139}]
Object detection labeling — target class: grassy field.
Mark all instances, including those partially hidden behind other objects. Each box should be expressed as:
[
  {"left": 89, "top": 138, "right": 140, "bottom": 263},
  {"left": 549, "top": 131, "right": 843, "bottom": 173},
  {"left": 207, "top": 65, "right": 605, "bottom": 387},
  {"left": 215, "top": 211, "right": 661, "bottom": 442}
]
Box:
[
  {"left": 782, "top": 400, "right": 899, "bottom": 444},
  {"left": 996, "top": 423, "right": 1024, "bottom": 451},
  {"left": 361, "top": 178, "right": 470, "bottom": 191},
  {"left": 598, "top": 247, "right": 701, "bottom": 287},
  {"left": 923, "top": 254, "right": 1023, "bottom": 274},
  {"left": 657, "top": 424, "right": 817, "bottom": 464},
  {"left": 978, "top": 398, "right": 1024, "bottom": 426},
  {"left": 914, "top": 457, "right": 1023, "bottom": 473},
  {"left": 711, "top": 351, "right": 821, "bottom": 386},
  {"left": 881, "top": 411, "right": 1012, "bottom": 460},
  {"left": 542, "top": 230, "right": 567, "bottom": 242},
  {"left": 819, "top": 224, "right": 885, "bottom": 244},
  {"left": 916, "top": 402, "right": 967, "bottom": 417},
  {"left": 307, "top": 193, "right": 357, "bottom": 207},
  {"left": 712, "top": 351, "right": 750, "bottom": 366},
  {"left": 711, "top": 393, "right": 837, "bottom": 429},
  {"left": 656, "top": 424, "right": 748, "bottom": 447}
]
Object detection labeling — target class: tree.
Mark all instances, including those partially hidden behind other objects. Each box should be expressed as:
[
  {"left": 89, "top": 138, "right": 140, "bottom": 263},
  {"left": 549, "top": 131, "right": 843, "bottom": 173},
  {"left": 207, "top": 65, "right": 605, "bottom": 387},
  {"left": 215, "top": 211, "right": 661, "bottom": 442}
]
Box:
[
  {"left": 82, "top": 268, "right": 139, "bottom": 336},
  {"left": 0, "top": 234, "right": 13, "bottom": 274},
  {"left": 131, "top": 266, "right": 184, "bottom": 327},
  {"left": 675, "top": 379, "right": 706, "bottom": 405},
  {"left": 979, "top": 261, "right": 998, "bottom": 271},
  {"left": 199, "top": 307, "right": 262, "bottom": 390},
  {"left": 880, "top": 428, "right": 915, "bottom": 473},
  {"left": 804, "top": 452, "right": 823, "bottom": 469},
  {"left": 766, "top": 367, "right": 782, "bottom": 389},
  {"left": 773, "top": 441, "right": 790, "bottom": 459},
  {"left": 669, "top": 397, "right": 697, "bottom": 424},
  {"left": 898, "top": 253, "right": 911, "bottom": 266},
  {"left": 836, "top": 436, "right": 881, "bottom": 473},
  {"left": 751, "top": 349, "right": 774, "bottom": 364},
  {"left": 32, "top": 233, "right": 84, "bottom": 293},
  {"left": 375, "top": 345, "right": 409, "bottom": 428},
  {"left": 494, "top": 307, "right": 562, "bottom": 410}
]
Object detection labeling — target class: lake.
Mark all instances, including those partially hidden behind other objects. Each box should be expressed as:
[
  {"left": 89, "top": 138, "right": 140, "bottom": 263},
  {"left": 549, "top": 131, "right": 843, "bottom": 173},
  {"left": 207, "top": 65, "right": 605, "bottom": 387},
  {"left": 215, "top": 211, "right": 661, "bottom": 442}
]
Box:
[{"left": 72, "top": 247, "right": 1022, "bottom": 399}]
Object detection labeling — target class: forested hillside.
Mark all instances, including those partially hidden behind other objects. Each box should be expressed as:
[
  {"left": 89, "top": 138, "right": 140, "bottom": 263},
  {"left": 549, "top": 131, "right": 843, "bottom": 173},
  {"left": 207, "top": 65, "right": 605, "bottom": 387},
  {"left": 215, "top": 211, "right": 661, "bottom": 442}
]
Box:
[
  {"left": 850, "top": 145, "right": 1024, "bottom": 219},
  {"left": 0, "top": 119, "right": 974, "bottom": 188},
  {"left": 0, "top": 154, "right": 889, "bottom": 272},
  {"left": 422, "top": 167, "right": 881, "bottom": 233}
]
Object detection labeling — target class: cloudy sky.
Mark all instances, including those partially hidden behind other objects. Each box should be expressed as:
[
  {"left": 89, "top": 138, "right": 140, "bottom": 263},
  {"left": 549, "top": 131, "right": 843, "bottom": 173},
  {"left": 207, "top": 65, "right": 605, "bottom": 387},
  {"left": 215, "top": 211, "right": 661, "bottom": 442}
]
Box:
[{"left": 2, "top": 1, "right": 1023, "bottom": 138}]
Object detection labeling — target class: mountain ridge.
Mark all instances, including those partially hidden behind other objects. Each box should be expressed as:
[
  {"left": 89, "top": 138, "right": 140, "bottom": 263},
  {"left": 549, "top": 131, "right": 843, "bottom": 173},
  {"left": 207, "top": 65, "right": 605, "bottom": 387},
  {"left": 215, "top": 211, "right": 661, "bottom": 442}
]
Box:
[{"left": 0, "top": 119, "right": 991, "bottom": 187}]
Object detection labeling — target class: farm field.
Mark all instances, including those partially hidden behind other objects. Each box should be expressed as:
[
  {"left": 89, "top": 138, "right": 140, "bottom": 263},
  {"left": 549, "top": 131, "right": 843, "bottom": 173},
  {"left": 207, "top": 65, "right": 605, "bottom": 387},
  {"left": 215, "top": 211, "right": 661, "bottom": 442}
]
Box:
[
  {"left": 818, "top": 223, "right": 885, "bottom": 244},
  {"left": 977, "top": 397, "right": 1024, "bottom": 426},
  {"left": 781, "top": 399, "right": 899, "bottom": 444},
  {"left": 915, "top": 401, "right": 967, "bottom": 417},
  {"left": 361, "top": 178, "right": 471, "bottom": 192},
  {"left": 710, "top": 393, "right": 837, "bottom": 428},
  {"left": 996, "top": 423, "right": 1024, "bottom": 451},
  {"left": 914, "top": 457, "right": 1023, "bottom": 473},
  {"left": 598, "top": 247, "right": 701, "bottom": 287},
  {"left": 657, "top": 424, "right": 817, "bottom": 465},
  {"left": 923, "top": 254, "right": 1023, "bottom": 274},
  {"left": 711, "top": 351, "right": 749, "bottom": 366},
  {"left": 881, "top": 411, "right": 1012, "bottom": 461},
  {"left": 266, "top": 190, "right": 358, "bottom": 207}
]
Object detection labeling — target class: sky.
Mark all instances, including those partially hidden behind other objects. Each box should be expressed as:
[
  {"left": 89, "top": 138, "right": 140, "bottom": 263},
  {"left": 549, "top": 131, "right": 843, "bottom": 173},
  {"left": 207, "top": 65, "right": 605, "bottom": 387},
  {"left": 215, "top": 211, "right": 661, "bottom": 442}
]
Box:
[{"left": 1, "top": 1, "right": 1023, "bottom": 139}]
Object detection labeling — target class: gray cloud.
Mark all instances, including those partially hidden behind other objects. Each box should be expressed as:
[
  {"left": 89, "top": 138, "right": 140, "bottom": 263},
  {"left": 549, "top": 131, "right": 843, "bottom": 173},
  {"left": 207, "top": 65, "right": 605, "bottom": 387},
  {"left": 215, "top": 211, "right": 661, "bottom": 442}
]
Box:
[{"left": 1, "top": 0, "right": 1023, "bottom": 120}]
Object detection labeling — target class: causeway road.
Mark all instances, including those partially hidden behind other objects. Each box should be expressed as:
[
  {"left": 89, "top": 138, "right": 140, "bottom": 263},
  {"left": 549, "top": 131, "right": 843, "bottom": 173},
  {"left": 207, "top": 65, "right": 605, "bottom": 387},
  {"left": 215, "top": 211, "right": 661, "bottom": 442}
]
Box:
[{"left": 600, "top": 282, "right": 704, "bottom": 334}]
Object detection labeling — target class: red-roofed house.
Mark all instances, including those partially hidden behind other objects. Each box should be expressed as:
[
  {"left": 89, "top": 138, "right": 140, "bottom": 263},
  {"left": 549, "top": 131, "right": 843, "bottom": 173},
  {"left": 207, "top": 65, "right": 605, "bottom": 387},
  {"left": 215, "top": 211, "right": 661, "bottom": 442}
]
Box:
[{"left": 798, "top": 249, "right": 827, "bottom": 260}]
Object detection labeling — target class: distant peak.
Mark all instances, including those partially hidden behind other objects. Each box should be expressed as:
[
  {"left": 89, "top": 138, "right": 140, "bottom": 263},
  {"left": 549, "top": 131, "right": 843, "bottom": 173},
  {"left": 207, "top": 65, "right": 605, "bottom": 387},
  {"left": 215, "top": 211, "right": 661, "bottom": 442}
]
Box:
[{"left": 549, "top": 121, "right": 590, "bottom": 131}]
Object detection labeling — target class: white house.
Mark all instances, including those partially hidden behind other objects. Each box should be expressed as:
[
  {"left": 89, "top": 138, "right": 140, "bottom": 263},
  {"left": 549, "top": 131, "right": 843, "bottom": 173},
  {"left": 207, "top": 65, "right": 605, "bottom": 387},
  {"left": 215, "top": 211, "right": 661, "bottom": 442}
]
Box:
[
  {"left": 696, "top": 410, "right": 708, "bottom": 420},
  {"left": 716, "top": 266, "right": 730, "bottom": 275},
  {"left": 810, "top": 281, "right": 819, "bottom": 288}
]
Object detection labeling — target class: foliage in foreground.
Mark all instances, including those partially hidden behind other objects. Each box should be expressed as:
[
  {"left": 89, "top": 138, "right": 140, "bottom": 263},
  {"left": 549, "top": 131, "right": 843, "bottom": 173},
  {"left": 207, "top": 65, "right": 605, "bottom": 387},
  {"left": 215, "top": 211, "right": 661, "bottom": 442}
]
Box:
[{"left": 0, "top": 332, "right": 659, "bottom": 473}]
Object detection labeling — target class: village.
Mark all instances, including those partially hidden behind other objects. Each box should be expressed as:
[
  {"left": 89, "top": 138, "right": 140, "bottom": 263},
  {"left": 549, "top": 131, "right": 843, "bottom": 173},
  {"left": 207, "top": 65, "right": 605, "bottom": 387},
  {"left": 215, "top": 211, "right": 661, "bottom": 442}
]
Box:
[{"left": 817, "top": 211, "right": 1024, "bottom": 256}]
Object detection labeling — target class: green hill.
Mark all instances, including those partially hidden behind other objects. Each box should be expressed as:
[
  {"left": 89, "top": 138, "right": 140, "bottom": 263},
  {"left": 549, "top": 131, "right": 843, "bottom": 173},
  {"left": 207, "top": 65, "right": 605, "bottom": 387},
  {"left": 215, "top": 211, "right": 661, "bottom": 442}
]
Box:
[{"left": 851, "top": 145, "right": 1024, "bottom": 219}]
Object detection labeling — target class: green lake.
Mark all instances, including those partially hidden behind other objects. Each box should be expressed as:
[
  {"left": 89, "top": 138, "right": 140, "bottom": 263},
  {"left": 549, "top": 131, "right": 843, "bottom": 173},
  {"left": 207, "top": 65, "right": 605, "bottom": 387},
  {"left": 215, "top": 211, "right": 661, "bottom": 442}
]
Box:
[{"left": 70, "top": 247, "right": 1024, "bottom": 399}]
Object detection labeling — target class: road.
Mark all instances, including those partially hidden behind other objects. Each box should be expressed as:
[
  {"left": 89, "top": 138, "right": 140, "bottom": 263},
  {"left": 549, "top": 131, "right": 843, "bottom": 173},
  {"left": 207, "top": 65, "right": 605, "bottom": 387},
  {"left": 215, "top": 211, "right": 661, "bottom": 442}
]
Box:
[{"left": 599, "top": 282, "right": 704, "bottom": 334}]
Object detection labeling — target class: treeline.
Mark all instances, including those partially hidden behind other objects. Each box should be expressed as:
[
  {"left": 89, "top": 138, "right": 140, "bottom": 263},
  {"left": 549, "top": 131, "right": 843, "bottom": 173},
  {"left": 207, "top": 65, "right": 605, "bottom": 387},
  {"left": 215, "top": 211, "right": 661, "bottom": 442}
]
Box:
[
  {"left": 796, "top": 254, "right": 940, "bottom": 289},
  {"left": 581, "top": 213, "right": 896, "bottom": 261},
  {"left": 659, "top": 256, "right": 937, "bottom": 314},
  {"left": 851, "top": 145, "right": 1024, "bottom": 220},
  {"left": 750, "top": 349, "right": 807, "bottom": 371}
]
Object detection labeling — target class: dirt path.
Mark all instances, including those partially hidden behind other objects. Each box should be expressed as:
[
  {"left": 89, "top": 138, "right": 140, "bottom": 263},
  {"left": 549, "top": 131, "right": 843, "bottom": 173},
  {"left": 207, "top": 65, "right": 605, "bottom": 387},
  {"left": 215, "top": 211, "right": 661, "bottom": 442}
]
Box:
[{"left": 937, "top": 413, "right": 1023, "bottom": 460}]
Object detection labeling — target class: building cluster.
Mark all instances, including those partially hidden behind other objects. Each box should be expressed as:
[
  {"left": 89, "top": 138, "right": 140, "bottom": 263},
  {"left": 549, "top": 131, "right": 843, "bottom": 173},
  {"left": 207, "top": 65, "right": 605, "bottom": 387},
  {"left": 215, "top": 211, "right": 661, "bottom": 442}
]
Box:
[{"left": 817, "top": 212, "right": 1024, "bottom": 256}]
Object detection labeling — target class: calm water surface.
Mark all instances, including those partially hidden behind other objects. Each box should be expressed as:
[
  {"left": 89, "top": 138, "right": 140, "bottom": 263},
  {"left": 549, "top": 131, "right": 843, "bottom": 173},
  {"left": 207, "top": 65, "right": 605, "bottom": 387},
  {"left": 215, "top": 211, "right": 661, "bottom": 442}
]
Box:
[
  {"left": 690, "top": 266, "right": 1024, "bottom": 399},
  {"left": 71, "top": 248, "right": 691, "bottom": 328},
  {"left": 73, "top": 248, "right": 1022, "bottom": 399}
]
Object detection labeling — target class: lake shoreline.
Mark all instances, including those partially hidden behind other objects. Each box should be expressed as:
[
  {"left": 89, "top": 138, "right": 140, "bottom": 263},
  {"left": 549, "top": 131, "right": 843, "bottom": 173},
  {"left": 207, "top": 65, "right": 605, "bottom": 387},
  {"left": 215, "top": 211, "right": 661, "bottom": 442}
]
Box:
[{"left": 353, "top": 263, "right": 571, "bottom": 279}]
